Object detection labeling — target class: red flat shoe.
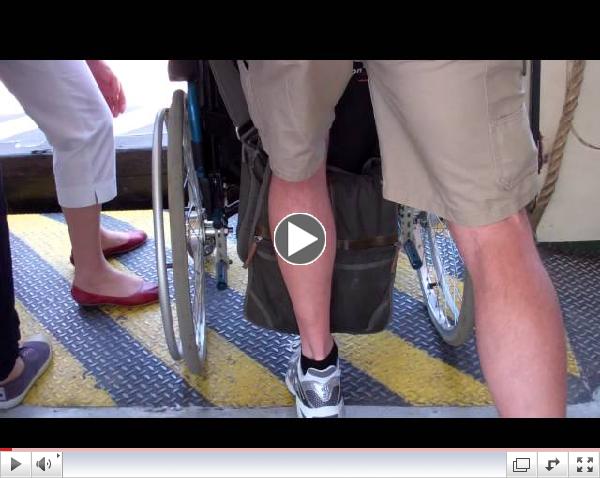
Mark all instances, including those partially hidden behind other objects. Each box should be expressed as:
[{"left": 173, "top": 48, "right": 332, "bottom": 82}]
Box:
[
  {"left": 71, "top": 281, "right": 159, "bottom": 307},
  {"left": 70, "top": 230, "right": 147, "bottom": 265}
]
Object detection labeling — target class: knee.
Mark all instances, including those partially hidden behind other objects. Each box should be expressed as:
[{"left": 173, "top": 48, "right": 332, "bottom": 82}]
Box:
[
  {"left": 89, "top": 108, "right": 114, "bottom": 147},
  {"left": 474, "top": 210, "right": 532, "bottom": 244},
  {"left": 270, "top": 160, "right": 327, "bottom": 189},
  {"left": 51, "top": 103, "right": 114, "bottom": 154},
  {"left": 452, "top": 210, "right": 537, "bottom": 278}
]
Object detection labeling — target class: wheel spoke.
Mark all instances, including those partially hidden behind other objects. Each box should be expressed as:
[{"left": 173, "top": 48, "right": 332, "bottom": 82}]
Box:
[{"left": 413, "top": 212, "right": 467, "bottom": 336}]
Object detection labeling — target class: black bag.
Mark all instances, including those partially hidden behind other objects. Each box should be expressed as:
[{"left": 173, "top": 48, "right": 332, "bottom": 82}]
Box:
[{"left": 328, "top": 62, "right": 380, "bottom": 173}]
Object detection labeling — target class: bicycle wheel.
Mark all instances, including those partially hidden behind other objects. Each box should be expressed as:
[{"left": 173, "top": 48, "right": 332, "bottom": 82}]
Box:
[{"left": 413, "top": 211, "right": 475, "bottom": 346}]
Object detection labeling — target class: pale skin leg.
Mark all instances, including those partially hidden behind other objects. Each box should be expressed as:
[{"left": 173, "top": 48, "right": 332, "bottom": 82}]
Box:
[
  {"left": 449, "top": 209, "right": 566, "bottom": 417},
  {"left": 64, "top": 205, "right": 144, "bottom": 297},
  {"left": 269, "top": 163, "right": 335, "bottom": 360},
  {"left": 65, "top": 61, "right": 146, "bottom": 297}
]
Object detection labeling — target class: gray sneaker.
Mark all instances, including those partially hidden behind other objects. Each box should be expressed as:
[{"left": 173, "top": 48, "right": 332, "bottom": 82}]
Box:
[
  {"left": 285, "top": 347, "right": 343, "bottom": 418},
  {"left": 0, "top": 334, "right": 52, "bottom": 410}
]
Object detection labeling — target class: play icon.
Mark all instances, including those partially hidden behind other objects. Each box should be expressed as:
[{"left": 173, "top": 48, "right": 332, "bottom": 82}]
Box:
[
  {"left": 1, "top": 452, "right": 31, "bottom": 476},
  {"left": 273, "top": 213, "right": 326, "bottom": 265}
]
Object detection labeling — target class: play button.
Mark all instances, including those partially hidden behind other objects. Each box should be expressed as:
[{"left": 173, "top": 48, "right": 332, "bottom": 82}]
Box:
[
  {"left": 273, "top": 213, "right": 326, "bottom": 265},
  {"left": 1, "top": 452, "right": 31, "bottom": 476}
]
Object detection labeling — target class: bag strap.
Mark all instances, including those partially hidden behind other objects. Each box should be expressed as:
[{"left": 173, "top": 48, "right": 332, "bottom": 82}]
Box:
[
  {"left": 208, "top": 60, "right": 272, "bottom": 268},
  {"left": 254, "top": 224, "right": 398, "bottom": 251},
  {"left": 208, "top": 60, "right": 255, "bottom": 141},
  {"left": 337, "top": 234, "right": 399, "bottom": 251}
]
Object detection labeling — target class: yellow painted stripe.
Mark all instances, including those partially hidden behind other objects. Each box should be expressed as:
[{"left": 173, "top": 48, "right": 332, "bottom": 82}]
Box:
[
  {"left": 111, "top": 210, "right": 582, "bottom": 400},
  {"left": 22, "top": 210, "right": 579, "bottom": 407},
  {"left": 337, "top": 332, "right": 493, "bottom": 405},
  {"left": 115, "top": 210, "right": 581, "bottom": 405},
  {"left": 106, "top": 212, "right": 493, "bottom": 405},
  {"left": 394, "top": 254, "right": 425, "bottom": 301},
  {"left": 15, "top": 301, "right": 114, "bottom": 407},
  {"left": 9, "top": 213, "right": 292, "bottom": 408},
  {"left": 567, "top": 341, "right": 580, "bottom": 377}
]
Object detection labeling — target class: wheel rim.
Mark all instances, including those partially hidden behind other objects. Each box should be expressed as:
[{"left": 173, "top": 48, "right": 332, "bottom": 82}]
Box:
[
  {"left": 152, "top": 107, "right": 183, "bottom": 361},
  {"left": 428, "top": 214, "right": 464, "bottom": 321},
  {"left": 415, "top": 212, "right": 465, "bottom": 332}
]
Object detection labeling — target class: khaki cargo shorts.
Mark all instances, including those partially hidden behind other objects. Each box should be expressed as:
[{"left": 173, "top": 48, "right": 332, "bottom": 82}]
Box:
[{"left": 238, "top": 60, "right": 539, "bottom": 227}]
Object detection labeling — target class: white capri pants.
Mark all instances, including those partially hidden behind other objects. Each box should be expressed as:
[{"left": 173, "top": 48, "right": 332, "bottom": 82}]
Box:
[{"left": 0, "top": 60, "right": 116, "bottom": 208}]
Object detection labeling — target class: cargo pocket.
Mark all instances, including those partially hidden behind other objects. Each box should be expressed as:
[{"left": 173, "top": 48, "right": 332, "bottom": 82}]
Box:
[{"left": 491, "top": 105, "right": 538, "bottom": 191}]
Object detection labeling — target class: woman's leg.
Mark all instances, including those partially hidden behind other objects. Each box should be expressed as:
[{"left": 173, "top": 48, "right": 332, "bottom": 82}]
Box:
[{"left": 0, "top": 60, "right": 154, "bottom": 301}]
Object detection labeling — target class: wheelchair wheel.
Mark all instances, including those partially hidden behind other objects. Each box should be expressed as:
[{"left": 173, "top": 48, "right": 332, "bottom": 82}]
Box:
[
  {"left": 152, "top": 107, "right": 182, "bottom": 362},
  {"left": 413, "top": 212, "right": 475, "bottom": 346},
  {"left": 166, "top": 89, "right": 207, "bottom": 374}
]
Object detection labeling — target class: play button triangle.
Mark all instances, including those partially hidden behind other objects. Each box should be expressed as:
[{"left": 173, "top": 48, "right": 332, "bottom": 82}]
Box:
[{"left": 287, "top": 221, "right": 318, "bottom": 257}]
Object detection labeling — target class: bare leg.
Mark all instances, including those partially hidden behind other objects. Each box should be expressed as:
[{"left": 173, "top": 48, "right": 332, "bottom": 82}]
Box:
[
  {"left": 269, "top": 163, "right": 335, "bottom": 359},
  {"left": 450, "top": 210, "right": 566, "bottom": 417},
  {"left": 0, "top": 358, "right": 24, "bottom": 385},
  {"left": 63, "top": 205, "right": 144, "bottom": 297}
]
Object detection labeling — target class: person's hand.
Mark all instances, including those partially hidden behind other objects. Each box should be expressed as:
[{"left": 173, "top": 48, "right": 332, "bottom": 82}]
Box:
[{"left": 86, "top": 60, "right": 127, "bottom": 117}]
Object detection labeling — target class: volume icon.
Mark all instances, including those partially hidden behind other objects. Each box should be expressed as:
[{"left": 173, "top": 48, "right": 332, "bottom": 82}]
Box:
[{"left": 36, "top": 457, "right": 51, "bottom": 471}]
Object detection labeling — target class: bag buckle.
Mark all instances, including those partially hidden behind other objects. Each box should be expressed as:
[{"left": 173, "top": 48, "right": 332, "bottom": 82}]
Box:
[{"left": 235, "top": 120, "right": 256, "bottom": 143}]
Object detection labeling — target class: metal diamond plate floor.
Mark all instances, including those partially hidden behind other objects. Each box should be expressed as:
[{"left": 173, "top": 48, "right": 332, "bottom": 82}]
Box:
[{"left": 4, "top": 210, "right": 599, "bottom": 411}]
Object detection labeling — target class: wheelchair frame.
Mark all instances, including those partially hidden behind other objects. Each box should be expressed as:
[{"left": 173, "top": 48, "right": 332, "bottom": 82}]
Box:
[{"left": 151, "top": 61, "right": 474, "bottom": 374}]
